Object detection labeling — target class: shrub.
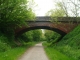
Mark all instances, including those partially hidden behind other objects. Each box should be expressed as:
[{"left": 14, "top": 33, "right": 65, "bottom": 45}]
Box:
[{"left": 0, "top": 35, "right": 11, "bottom": 52}]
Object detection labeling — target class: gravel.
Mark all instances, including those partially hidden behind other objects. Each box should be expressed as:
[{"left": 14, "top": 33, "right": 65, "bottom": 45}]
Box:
[{"left": 18, "top": 43, "right": 49, "bottom": 60}]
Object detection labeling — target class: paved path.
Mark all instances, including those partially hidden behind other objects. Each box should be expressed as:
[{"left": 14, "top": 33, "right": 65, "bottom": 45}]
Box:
[{"left": 18, "top": 43, "right": 49, "bottom": 60}]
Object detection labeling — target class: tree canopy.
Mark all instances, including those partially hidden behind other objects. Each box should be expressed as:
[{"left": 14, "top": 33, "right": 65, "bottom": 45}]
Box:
[
  {"left": 46, "top": 0, "right": 80, "bottom": 17},
  {"left": 0, "top": 0, "right": 35, "bottom": 34}
]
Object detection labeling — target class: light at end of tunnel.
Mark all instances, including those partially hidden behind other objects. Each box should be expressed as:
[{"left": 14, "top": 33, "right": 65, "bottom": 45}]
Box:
[{"left": 41, "top": 29, "right": 45, "bottom": 34}]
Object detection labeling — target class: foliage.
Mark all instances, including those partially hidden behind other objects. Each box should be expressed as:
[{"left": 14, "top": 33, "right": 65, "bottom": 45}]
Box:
[
  {"left": 43, "top": 42, "right": 75, "bottom": 60},
  {"left": 53, "top": 25, "right": 80, "bottom": 60},
  {"left": 46, "top": 0, "right": 80, "bottom": 17},
  {"left": 46, "top": 2, "right": 67, "bottom": 17},
  {"left": 32, "top": 29, "right": 42, "bottom": 42},
  {"left": 44, "top": 30, "right": 61, "bottom": 46},
  {"left": 0, "top": 0, "right": 36, "bottom": 51},
  {"left": 63, "top": 0, "right": 80, "bottom": 17},
  {"left": 0, "top": 39, "right": 11, "bottom": 52},
  {"left": 18, "top": 31, "right": 33, "bottom": 45},
  {"left": 17, "top": 29, "right": 43, "bottom": 45},
  {"left": 46, "top": 1, "right": 68, "bottom": 23},
  {"left": 46, "top": 9, "right": 66, "bottom": 17},
  {"left": 0, "top": 42, "right": 35, "bottom": 60},
  {"left": 0, "top": 33, "right": 12, "bottom": 52},
  {"left": 0, "top": 0, "right": 35, "bottom": 35},
  {"left": 0, "top": 0, "right": 36, "bottom": 49}
]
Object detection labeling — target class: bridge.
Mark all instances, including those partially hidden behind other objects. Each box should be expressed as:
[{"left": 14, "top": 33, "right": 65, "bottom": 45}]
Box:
[{"left": 15, "top": 16, "right": 79, "bottom": 38}]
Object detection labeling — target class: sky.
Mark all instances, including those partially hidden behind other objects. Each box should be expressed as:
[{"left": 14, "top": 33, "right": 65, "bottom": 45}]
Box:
[
  {"left": 33, "top": 0, "right": 56, "bottom": 16},
  {"left": 33, "top": 0, "right": 79, "bottom": 17}
]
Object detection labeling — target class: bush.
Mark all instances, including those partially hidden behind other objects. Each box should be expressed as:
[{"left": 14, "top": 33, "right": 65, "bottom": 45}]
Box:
[
  {"left": 0, "top": 36, "right": 11, "bottom": 52},
  {"left": 53, "top": 25, "right": 80, "bottom": 60}
]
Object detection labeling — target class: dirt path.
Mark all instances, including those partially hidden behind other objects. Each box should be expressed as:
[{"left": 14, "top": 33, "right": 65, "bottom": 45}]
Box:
[{"left": 18, "top": 43, "right": 49, "bottom": 60}]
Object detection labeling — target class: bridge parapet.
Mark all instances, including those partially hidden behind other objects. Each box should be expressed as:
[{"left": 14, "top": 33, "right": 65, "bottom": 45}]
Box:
[{"left": 27, "top": 16, "right": 80, "bottom": 23}]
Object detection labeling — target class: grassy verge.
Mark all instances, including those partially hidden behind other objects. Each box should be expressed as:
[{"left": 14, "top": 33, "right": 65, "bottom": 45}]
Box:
[
  {"left": 43, "top": 42, "right": 75, "bottom": 60},
  {"left": 0, "top": 42, "right": 35, "bottom": 60},
  {"left": 52, "top": 25, "right": 80, "bottom": 60}
]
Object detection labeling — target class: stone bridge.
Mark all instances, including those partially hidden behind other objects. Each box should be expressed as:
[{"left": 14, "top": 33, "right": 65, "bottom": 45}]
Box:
[{"left": 15, "top": 16, "right": 79, "bottom": 38}]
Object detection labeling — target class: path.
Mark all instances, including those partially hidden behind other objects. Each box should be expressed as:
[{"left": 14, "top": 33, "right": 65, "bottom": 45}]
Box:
[{"left": 18, "top": 43, "right": 49, "bottom": 60}]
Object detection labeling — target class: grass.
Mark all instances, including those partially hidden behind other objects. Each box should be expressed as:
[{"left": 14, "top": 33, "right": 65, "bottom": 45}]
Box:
[
  {"left": 0, "top": 47, "right": 27, "bottom": 60},
  {"left": 43, "top": 42, "right": 75, "bottom": 60},
  {"left": 43, "top": 25, "right": 80, "bottom": 60},
  {"left": 0, "top": 42, "right": 35, "bottom": 60},
  {"left": 53, "top": 25, "right": 80, "bottom": 60}
]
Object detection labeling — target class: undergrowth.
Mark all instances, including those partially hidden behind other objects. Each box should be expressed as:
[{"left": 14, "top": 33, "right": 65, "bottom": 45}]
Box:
[
  {"left": 43, "top": 42, "right": 75, "bottom": 60},
  {"left": 0, "top": 42, "right": 35, "bottom": 60},
  {"left": 53, "top": 25, "right": 80, "bottom": 60}
]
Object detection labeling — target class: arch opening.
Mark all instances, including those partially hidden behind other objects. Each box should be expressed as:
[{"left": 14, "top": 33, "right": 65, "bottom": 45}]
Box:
[{"left": 15, "top": 26, "right": 66, "bottom": 38}]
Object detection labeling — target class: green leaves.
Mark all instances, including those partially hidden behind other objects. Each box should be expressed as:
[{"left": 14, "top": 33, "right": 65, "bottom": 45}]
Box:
[
  {"left": 53, "top": 25, "right": 80, "bottom": 60},
  {"left": 0, "top": 0, "right": 35, "bottom": 35},
  {"left": 44, "top": 30, "right": 60, "bottom": 44},
  {"left": 17, "top": 29, "right": 43, "bottom": 45}
]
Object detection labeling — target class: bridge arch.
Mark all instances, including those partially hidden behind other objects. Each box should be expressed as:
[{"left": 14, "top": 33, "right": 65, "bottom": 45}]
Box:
[{"left": 15, "top": 26, "right": 66, "bottom": 38}]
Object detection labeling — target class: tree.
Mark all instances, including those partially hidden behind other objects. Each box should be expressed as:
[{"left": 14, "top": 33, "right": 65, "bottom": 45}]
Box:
[
  {"left": 0, "top": 0, "right": 35, "bottom": 35},
  {"left": 69, "top": 0, "right": 80, "bottom": 17},
  {"left": 59, "top": 0, "right": 80, "bottom": 17},
  {"left": 17, "top": 29, "right": 43, "bottom": 45},
  {"left": 46, "top": 2, "right": 68, "bottom": 17},
  {"left": 32, "top": 29, "right": 42, "bottom": 42},
  {"left": 46, "top": 0, "right": 80, "bottom": 17},
  {"left": 46, "top": 9, "right": 66, "bottom": 17},
  {"left": 44, "top": 30, "right": 60, "bottom": 44}
]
